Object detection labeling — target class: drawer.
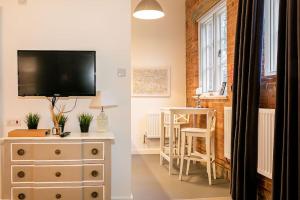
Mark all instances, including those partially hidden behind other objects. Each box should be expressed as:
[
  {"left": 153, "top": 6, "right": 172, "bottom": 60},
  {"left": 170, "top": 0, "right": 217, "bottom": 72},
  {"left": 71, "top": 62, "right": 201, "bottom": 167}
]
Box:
[
  {"left": 12, "top": 188, "right": 33, "bottom": 200},
  {"left": 11, "top": 144, "right": 33, "bottom": 161},
  {"left": 12, "top": 143, "right": 82, "bottom": 161},
  {"left": 12, "top": 165, "right": 34, "bottom": 183},
  {"left": 12, "top": 187, "right": 104, "bottom": 200},
  {"left": 12, "top": 187, "right": 81, "bottom": 200},
  {"left": 33, "top": 187, "right": 82, "bottom": 200},
  {"left": 84, "top": 164, "right": 104, "bottom": 182},
  {"left": 12, "top": 164, "right": 104, "bottom": 183},
  {"left": 84, "top": 186, "right": 105, "bottom": 200},
  {"left": 83, "top": 142, "right": 104, "bottom": 160}
]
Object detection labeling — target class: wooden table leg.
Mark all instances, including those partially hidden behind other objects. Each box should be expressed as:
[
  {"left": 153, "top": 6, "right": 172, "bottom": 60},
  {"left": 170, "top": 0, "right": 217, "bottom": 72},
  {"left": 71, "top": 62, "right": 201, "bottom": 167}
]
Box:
[
  {"left": 160, "top": 112, "right": 164, "bottom": 166},
  {"left": 179, "top": 131, "right": 186, "bottom": 180},
  {"left": 168, "top": 112, "right": 174, "bottom": 175}
]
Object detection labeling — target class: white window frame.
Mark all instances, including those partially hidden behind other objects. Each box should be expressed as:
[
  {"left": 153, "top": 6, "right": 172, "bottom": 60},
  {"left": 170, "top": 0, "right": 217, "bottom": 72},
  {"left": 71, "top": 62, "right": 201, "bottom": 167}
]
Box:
[
  {"left": 263, "top": 0, "right": 279, "bottom": 76},
  {"left": 198, "top": 0, "right": 227, "bottom": 94}
]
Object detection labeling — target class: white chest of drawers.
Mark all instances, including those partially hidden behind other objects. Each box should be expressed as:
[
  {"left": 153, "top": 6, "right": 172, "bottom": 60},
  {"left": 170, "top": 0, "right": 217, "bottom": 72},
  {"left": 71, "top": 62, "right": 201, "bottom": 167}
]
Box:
[{"left": 1, "top": 132, "right": 114, "bottom": 200}]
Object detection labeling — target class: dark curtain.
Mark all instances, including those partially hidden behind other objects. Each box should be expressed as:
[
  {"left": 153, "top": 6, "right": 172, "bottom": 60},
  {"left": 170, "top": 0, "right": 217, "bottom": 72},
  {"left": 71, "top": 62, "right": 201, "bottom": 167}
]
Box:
[
  {"left": 230, "top": 0, "right": 264, "bottom": 199},
  {"left": 272, "top": 0, "right": 299, "bottom": 199}
]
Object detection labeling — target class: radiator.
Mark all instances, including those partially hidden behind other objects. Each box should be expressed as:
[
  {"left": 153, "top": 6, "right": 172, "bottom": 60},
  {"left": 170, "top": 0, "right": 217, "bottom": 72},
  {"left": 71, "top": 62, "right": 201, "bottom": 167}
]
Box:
[
  {"left": 145, "top": 113, "right": 160, "bottom": 139},
  {"left": 257, "top": 109, "right": 275, "bottom": 179},
  {"left": 224, "top": 107, "right": 232, "bottom": 159},
  {"left": 224, "top": 107, "right": 275, "bottom": 179}
]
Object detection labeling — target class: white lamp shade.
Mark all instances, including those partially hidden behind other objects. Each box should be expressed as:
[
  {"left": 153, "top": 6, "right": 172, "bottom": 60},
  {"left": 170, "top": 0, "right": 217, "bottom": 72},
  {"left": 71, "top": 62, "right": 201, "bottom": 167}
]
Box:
[
  {"left": 89, "top": 91, "right": 116, "bottom": 109},
  {"left": 133, "top": 0, "right": 165, "bottom": 20},
  {"left": 196, "top": 87, "right": 203, "bottom": 95}
]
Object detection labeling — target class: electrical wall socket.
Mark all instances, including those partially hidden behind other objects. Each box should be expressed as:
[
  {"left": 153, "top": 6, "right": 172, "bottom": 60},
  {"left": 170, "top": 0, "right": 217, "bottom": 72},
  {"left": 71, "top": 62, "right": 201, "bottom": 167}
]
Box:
[
  {"left": 117, "top": 68, "right": 126, "bottom": 77},
  {"left": 7, "top": 119, "right": 22, "bottom": 127}
]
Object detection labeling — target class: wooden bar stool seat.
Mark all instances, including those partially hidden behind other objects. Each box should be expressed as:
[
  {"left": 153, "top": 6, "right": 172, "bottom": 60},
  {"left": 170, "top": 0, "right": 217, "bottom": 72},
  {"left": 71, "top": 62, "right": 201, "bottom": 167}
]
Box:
[
  {"left": 179, "top": 110, "right": 216, "bottom": 185},
  {"left": 162, "top": 114, "right": 190, "bottom": 165}
]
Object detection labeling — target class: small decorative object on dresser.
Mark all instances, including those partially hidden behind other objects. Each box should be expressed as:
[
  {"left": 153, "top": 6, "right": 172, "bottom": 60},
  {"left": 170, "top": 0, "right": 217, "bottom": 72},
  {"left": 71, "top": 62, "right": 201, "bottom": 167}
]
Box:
[
  {"left": 55, "top": 114, "right": 68, "bottom": 133},
  {"left": 89, "top": 91, "right": 117, "bottom": 132},
  {"left": 78, "top": 113, "right": 93, "bottom": 133},
  {"left": 24, "top": 113, "right": 40, "bottom": 129},
  {"left": 1, "top": 132, "right": 114, "bottom": 200},
  {"left": 8, "top": 129, "right": 50, "bottom": 137},
  {"left": 50, "top": 104, "right": 66, "bottom": 135}
]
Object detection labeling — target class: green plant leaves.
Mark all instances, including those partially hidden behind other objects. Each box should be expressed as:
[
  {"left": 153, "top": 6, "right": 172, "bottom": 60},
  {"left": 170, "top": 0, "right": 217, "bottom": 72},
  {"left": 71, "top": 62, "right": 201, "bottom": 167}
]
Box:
[
  {"left": 25, "top": 113, "right": 40, "bottom": 129},
  {"left": 78, "top": 113, "right": 93, "bottom": 126}
]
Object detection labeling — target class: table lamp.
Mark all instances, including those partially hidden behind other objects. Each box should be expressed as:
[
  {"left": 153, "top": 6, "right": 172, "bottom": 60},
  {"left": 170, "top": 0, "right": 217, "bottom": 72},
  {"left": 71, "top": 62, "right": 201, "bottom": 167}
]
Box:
[
  {"left": 195, "top": 87, "right": 202, "bottom": 108},
  {"left": 90, "top": 91, "right": 116, "bottom": 132}
]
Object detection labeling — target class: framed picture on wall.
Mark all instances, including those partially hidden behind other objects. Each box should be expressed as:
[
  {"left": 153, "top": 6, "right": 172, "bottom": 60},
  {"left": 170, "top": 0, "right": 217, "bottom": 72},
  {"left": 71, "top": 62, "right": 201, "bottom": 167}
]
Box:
[
  {"left": 219, "top": 82, "right": 227, "bottom": 95},
  {"left": 131, "top": 67, "right": 171, "bottom": 97}
]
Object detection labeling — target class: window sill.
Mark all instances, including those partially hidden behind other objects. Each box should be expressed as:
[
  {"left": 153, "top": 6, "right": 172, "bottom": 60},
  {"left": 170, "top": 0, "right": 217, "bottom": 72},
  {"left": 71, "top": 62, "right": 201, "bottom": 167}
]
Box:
[
  {"left": 261, "top": 74, "right": 277, "bottom": 80},
  {"left": 192, "top": 95, "right": 228, "bottom": 100}
]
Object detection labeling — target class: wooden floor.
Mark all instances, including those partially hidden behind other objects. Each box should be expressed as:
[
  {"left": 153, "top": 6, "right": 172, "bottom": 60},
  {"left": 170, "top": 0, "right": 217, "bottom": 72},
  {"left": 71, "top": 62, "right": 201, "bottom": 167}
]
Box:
[{"left": 132, "top": 154, "right": 230, "bottom": 200}]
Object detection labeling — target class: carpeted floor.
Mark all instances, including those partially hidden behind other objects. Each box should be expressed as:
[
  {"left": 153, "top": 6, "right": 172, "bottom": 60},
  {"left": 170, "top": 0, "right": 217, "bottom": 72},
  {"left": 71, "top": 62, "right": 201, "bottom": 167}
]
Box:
[
  {"left": 176, "top": 198, "right": 231, "bottom": 200},
  {"left": 132, "top": 154, "right": 230, "bottom": 200}
]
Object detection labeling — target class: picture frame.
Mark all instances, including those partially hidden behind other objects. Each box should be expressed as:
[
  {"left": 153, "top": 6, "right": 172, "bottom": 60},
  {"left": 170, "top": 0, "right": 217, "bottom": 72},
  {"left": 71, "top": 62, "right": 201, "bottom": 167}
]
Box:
[
  {"left": 219, "top": 82, "right": 227, "bottom": 95},
  {"left": 131, "top": 67, "right": 171, "bottom": 97}
]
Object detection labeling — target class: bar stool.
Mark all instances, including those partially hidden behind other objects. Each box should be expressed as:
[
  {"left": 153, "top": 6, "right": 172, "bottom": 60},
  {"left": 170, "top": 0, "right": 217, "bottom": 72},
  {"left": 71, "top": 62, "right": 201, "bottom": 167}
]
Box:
[
  {"left": 178, "top": 110, "right": 216, "bottom": 185},
  {"left": 162, "top": 114, "right": 190, "bottom": 164}
]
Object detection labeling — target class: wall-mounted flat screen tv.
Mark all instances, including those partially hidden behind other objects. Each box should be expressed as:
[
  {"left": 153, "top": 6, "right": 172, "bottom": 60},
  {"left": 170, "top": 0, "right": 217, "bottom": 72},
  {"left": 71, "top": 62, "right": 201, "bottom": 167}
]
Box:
[{"left": 18, "top": 50, "right": 96, "bottom": 97}]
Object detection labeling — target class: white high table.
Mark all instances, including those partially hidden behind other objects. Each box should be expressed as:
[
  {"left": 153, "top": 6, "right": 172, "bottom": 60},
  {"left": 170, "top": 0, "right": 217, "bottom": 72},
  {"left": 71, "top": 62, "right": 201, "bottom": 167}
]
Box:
[{"left": 160, "top": 107, "right": 214, "bottom": 175}]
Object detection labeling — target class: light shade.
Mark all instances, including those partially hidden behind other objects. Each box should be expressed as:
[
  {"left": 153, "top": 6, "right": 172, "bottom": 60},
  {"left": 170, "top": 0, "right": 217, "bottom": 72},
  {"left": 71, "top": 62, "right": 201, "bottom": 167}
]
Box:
[
  {"left": 133, "top": 0, "right": 165, "bottom": 20},
  {"left": 89, "top": 91, "right": 116, "bottom": 109}
]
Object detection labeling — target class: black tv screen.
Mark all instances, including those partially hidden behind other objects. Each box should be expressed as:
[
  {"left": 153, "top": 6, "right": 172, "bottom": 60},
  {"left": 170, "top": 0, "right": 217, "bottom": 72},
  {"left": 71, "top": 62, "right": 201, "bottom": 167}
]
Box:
[{"left": 18, "top": 50, "right": 96, "bottom": 97}]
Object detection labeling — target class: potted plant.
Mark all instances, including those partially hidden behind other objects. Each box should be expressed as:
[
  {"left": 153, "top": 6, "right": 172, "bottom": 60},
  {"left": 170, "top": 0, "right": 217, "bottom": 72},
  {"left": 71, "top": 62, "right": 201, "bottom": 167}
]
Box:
[
  {"left": 78, "top": 113, "right": 93, "bottom": 133},
  {"left": 55, "top": 114, "right": 68, "bottom": 133},
  {"left": 25, "top": 113, "right": 40, "bottom": 129}
]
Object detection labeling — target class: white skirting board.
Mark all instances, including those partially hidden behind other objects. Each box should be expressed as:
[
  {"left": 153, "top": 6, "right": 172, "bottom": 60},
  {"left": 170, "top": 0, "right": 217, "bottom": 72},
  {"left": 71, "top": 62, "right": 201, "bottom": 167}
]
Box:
[
  {"left": 131, "top": 148, "right": 160, "bottom": 155},
  {"left": 112, "top": 194, "right": 134, "bottom": 200}
]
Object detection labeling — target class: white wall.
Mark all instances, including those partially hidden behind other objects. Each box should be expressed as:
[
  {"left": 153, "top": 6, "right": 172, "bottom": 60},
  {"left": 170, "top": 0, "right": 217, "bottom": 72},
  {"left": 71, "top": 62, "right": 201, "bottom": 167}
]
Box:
[
  {"left": 0, "top": 6, "right": 4, "bottom": 197},
  {"left": 0, "top": 0, "right": 132, "bottom": 199},
  {"left": 131, "top": 0, "right": 186, "bottom": 154},
  {"left": 0, "top": 7, "right": 2, "bottom": 137}
]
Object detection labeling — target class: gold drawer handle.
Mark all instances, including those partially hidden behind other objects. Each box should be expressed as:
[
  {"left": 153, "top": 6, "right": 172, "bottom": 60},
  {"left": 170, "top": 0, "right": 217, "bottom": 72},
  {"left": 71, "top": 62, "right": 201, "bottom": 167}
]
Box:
[
  {"left": 55, "top": 172, "right": 62, "bottom": 177},
  {"left": 91, "top": 192, "right": 98, "bottom": 198},
  {"left": 17, "top": 149, "right": 25, "bottom": 156},
  {"left": 18, "top": 193, "right": 26, "bottom": 199},
  {"left": 91, "top": 170, "right": 99, "bottom": 177},
  {"left": 17, "top": 171, "right": 25, "bottom": 178},
  {"left": 91, "top": 148, "right": 98, "bottom": 155},
  {"left": 56, "top": 193, "right": 62, "bottom": 199},
  {"left": 55, "top": 149, "right": 61, "bottom": 155}
]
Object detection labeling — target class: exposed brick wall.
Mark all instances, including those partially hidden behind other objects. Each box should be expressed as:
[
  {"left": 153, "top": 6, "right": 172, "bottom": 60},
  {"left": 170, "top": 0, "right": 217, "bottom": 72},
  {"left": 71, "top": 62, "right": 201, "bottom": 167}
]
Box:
[
  {"left": 186, "top": 0, "right": 237, "bottom": 177},
  {"left": 260, "top": 75, "right": 277, "bottom": 109},
  {"left": 258, "top": 175, "right": 273, "bottom": 200},
  {"left": 186, "top": 0, "right": 275, "bottom": 199}
]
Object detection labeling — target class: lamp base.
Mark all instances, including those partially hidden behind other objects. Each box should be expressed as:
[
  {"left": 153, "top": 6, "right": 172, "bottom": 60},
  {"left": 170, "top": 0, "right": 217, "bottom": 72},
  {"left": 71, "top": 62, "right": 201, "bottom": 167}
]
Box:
[
  {"left": 96, "top": 111, "right": 108, "bottom": 132},
  {"left": 196, "top": 95, "right": 202, "bottom": 108}
]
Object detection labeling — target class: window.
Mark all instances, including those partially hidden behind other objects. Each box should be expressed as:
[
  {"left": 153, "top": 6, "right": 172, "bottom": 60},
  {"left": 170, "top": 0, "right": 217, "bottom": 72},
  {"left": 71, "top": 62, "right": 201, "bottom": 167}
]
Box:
[
  {"left": 199, "top": 1, "right": 227, "bottom": 94},
  {"left": 263, "top": 0, "right": 280, "bottom": 76}
]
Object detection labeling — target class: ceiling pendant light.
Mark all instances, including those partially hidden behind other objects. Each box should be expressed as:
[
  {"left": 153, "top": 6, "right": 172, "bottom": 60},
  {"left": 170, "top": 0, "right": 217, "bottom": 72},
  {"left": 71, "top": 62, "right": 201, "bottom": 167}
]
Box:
[{"left": 133, "top": 0, "right": 165, "bottom": 20}]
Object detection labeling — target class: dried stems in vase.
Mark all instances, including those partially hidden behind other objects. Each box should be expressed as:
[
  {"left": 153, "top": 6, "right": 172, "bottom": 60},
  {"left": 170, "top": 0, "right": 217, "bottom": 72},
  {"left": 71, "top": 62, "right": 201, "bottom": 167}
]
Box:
[{"left": 50, "top": 104, "right": 65, "bottom": 134}]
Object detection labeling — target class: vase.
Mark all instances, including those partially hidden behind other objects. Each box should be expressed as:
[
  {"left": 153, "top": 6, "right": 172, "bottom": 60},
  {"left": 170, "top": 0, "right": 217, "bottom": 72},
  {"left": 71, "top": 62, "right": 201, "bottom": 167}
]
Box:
[
  {"left": 60, "top": 124, "right": 65, "bottom": 133},
  {"left": 28, "top": 124, "right": 38, "bottom": 129},
  {"left": 80, "top": 124, "right": 90, "bottom": 133}
]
